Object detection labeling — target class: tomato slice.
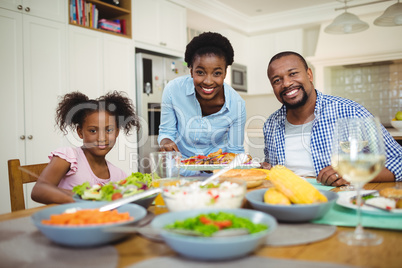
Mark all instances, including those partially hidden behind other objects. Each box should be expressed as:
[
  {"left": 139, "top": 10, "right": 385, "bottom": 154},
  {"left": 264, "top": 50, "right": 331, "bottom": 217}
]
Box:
[
  {"left": 199, "top": 216, "right": 213, "bottom": 225},
  {"left": 214, "top": 220, "right": 232, "bottom": 229},
  {"left": 111, "top": 192, "right": 123, "bottom": 200}
]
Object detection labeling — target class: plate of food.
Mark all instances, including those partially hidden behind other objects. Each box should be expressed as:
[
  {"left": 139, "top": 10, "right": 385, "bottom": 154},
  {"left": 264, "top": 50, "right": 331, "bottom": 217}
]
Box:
[
  {"left": 72, "top": 172, "right": 157, "bottom": 209},
  {"left": 336, "top": 188, "right": 402, "bottom": 216},
  {"left": 180, "top": 149, "right": 259, "bottom": 170}
]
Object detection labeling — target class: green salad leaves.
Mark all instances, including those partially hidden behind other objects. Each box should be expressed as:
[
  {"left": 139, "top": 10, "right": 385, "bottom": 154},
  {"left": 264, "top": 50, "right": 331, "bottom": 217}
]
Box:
[
  {"left": 72, "top": 172, "right": 152, "bottom": 201},
  {"left": 165, "top": 212, "right": 268, "bottom": 237}
]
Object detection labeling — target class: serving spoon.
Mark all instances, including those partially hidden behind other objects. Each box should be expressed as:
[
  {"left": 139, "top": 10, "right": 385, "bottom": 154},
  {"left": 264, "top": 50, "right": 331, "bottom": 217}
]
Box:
[{"left": 98, "top": 153, "right": 249, "bottom": 212}]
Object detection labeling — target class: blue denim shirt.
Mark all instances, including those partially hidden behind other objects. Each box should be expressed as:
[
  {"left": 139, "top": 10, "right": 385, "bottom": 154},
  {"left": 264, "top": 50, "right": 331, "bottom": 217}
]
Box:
[{"left": 158, "top": 75, "right": 246, "bottom": 161}]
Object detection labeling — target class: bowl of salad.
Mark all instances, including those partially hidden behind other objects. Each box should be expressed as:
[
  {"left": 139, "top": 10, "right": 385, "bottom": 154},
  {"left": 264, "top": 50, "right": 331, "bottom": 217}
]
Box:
[
  {"left": 161, "top": 177, "right": 247, "bottom": 212},
  {"left": 151, "top": 208, "right": 277, "bottom": 260},
  {"left": 72, "top": 172, "right": 157, "bottom": 209}
]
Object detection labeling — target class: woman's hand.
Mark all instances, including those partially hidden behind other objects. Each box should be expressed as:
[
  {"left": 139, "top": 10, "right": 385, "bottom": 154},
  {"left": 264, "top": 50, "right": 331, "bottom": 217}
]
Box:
[
  {"left": 316, "top": 165, "right": 348, "bottom": 186},
  {"left": 159, "top": 138, "right": 179, "bottom": 152}
]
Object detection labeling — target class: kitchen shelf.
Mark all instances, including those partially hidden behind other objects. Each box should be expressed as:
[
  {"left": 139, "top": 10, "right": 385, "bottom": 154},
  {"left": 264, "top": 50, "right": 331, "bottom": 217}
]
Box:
[{"left": 69, "top": 0, "right": 132, "bottom": 39}]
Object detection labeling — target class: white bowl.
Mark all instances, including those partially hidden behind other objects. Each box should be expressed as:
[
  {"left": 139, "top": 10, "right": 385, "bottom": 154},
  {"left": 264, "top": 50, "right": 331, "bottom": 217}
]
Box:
[
  {"left": 246, "top": 189, "right": 338, "bottom": 222},
  {"left": 31, "top": 202, "right": 147, "bottom": 247},
  {"left": 151, "top": 208, "right": 277, "bottom": 260},
  {"left": 390, "top": 120, "right": 402, "bottom": 131},
  {"left": 162, "top": 177, "right": 247, "bottom": 212}
]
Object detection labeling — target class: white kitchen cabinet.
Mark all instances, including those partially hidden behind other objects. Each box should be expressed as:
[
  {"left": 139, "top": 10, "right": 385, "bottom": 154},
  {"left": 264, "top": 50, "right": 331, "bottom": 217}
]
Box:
[
  {"left": 0, "top": 7, "right": 67, "bottom": 214},
  {"left": 133, "top": 0, "right": 186, "bottom": 55},
  {"left": 68, "top": 26, "right": 138, "bottom": 174},
  {"left": 0, "top": 0, "right": 66, "bottom": 23},
  {"left": 247, "top": 29, "right": 303, "bottom": 95}
]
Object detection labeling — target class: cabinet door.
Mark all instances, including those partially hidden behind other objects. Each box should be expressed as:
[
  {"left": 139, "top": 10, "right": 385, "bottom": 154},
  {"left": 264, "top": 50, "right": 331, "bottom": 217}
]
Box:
[
  {"left": 158, "top": 0, "right": 186, "bottom": 52},
  {"left": 23, "top": 0, "right": 66, "bottom": 23},
  {"left": 133, "top": 0, "right": 186, "bottom": 54},
  {"left": 0, "top": 8, "right": 25, "bottom": 214},
  {"left": 23, "top": 15, "right": 67, "bottom": 164},
  {"left": 103, "top": 35, "right": 138, "bottom": 173},
  {"left": 132, "top": 0, "right": 159, "bottom": 46},
  {"left": 0, "top": 0, "right": 22, "bottom": 11},
  {"left": 69, "top": 26, "right": 104, "bottom": 99},
  {"left": 23, "top": 14, "right": 67, "bottom": 209},
  {"left": 0, "top": 0, "right": 66, "bottom": 23}
]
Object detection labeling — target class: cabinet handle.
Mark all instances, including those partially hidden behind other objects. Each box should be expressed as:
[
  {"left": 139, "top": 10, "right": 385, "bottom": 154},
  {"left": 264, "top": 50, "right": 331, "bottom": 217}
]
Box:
[
  {"left": 28, "top": 135, "right": 33, "bottom": 140},
  {"left": 25, "top": 7, "right": 30, "bottom": 12},
  {"left": 20, "top": 135, "right": 25, "bottom": 140},
  {"left": 17, "top": 5, "right": 23, "bottom": 10}
]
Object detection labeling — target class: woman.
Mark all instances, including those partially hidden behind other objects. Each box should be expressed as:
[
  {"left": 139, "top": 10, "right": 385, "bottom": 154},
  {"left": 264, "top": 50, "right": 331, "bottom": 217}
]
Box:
[{"left": 158, "top": 32, "right": 246, "bottom": 173}]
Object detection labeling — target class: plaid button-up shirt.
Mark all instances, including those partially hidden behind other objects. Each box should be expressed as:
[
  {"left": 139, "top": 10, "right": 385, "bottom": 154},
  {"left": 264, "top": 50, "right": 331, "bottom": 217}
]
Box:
[{"left": 263, "top": 90, "right": 402, "bottom": 181}]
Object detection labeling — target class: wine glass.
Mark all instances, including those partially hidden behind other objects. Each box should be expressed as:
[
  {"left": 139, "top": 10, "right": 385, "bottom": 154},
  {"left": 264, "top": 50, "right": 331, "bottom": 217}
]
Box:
[
  {"left": 331, "top": 117, "right": 386, "bottom": 246},
  {"left": 338, "top": 140, "right": 369, "bottom": 191}
]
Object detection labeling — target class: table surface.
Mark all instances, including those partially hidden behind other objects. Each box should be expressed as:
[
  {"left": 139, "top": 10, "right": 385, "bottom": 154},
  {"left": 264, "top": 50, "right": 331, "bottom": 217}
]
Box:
[{"left": 1, "top": 182, "right": 401, "bottom": 268}]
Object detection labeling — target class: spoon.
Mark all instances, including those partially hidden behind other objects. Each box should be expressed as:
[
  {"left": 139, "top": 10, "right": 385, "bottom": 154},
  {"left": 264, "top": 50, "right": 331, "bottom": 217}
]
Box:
[
  {"left": 212, "top": 228, "right": 249, "bottom": 237},
  {"left": 105, "top": 226, "right": 249, "bottom": 238},
  {"left": 200, "top": 153, "right": 249, "bottom": 186}
]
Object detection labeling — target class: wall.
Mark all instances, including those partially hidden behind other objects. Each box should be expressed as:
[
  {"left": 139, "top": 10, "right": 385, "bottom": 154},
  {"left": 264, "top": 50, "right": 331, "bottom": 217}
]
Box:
[{"left": 308, "top": 12, "right": 402, "bottom": 92}]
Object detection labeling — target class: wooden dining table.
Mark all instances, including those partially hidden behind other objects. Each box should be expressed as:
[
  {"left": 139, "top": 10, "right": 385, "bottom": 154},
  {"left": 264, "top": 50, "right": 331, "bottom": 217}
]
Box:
[{"left": 1, "top": 181, "right": 401, "bottom": 268}]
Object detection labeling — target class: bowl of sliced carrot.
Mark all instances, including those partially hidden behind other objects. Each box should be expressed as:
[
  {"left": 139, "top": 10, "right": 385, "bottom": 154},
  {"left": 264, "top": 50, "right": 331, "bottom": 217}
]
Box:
[{"left": 31, "top": 202, "right": 147, "bottom": 247}]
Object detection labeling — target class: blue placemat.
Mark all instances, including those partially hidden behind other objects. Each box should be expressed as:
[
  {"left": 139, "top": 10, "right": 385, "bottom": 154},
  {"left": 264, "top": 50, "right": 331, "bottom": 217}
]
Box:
[
  {"left": 312, "top": 203, "right": 402, "bottom": 230},
  {"left": 305, "top": 178, "right": 336, "bottom": 191}
]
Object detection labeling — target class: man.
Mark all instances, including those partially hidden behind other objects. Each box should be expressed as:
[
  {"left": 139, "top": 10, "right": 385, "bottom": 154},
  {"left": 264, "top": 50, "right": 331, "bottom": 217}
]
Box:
[{"left": 262, "top": 51, "right": 402, "bottom": 186}]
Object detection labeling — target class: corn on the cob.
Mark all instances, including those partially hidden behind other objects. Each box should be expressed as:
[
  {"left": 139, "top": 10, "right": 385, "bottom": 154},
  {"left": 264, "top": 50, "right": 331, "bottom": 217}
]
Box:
[
  {"left": 267, "top": 165, "right": 328, "bottom": 204},
  {"left": 264, "top": 187, "right": 291, "bottom": 205}
]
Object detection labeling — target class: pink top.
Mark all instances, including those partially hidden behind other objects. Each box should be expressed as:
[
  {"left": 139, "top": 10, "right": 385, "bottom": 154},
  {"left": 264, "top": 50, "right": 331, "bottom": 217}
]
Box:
[{"left": 50, "top": 147, "right": 127, "bottom": 190}]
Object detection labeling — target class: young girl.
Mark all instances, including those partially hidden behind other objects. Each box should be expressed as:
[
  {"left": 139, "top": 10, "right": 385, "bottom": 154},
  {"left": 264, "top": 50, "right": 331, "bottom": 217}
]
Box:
[{"left": 31, "top": 91, "right": 140, "bottom": 204}]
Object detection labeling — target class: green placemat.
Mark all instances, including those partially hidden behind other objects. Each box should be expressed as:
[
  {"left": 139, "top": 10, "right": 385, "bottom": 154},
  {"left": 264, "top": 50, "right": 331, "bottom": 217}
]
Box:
[
  {"left": 305, "top": 178, "right": 336, "bottom": 191},
  {"left": 312, "top": 204, "right": 402, "bottom": 230}
]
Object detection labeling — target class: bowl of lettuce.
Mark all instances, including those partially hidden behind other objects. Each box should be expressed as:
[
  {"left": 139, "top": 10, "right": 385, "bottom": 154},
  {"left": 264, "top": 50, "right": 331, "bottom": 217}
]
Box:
[
  {"left": 151, "top": 208, "right": 277, "bottom": 260},
  {"left": 72, "top": 172, "right": 157, "bottom": 209}
]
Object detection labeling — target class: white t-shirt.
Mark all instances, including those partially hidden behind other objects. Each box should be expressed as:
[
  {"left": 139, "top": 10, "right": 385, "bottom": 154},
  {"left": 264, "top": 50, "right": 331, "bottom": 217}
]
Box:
[{"left": 284, "top": 119, "right": 316, "bottom": 177}]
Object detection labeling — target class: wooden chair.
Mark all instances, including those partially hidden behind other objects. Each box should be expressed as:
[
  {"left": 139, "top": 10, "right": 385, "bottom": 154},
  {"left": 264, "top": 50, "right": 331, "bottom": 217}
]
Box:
[{"left": 8, "top": 159, "right": 47, "bottom": 212}]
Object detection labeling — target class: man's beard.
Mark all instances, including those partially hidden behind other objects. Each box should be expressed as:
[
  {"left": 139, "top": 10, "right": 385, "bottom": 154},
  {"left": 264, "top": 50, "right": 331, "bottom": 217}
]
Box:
[{"left": 281, "top": 87, "right": 308, "bottom": 110}]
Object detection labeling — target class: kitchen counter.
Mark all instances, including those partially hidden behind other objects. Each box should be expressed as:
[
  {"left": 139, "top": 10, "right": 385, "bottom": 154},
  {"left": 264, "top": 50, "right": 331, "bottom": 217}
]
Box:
[{"left": 387, "top": 128, "right": 402, "bottom": 140}]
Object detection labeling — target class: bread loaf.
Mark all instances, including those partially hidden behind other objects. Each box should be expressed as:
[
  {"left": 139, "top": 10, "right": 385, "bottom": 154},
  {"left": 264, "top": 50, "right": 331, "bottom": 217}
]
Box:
[{"left": 213, "top": 169, "right": 267, "bottom": 188}]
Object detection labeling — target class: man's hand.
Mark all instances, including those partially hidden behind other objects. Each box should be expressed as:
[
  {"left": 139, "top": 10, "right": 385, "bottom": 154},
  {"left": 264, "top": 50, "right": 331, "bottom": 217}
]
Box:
[
  {"left": 316, "top": 165, "right": 348, "bottom": 186},
  {"left": 159, "top": 138, "right": 179, "bottom": 152},
  {"left": 260, "top": 162, "right": 272, "bottom": 170}
]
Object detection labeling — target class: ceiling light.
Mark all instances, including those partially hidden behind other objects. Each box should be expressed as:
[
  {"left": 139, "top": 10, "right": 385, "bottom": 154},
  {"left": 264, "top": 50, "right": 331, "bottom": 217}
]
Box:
[
  {"left": 325, "top": 0, "right": 402, "bottom": 35},
  {"left": 324, "top": 11, "right": 369, "bottom": 34},
  {"left": 374, "top": 1, "right": 402, "bottom": 26}
]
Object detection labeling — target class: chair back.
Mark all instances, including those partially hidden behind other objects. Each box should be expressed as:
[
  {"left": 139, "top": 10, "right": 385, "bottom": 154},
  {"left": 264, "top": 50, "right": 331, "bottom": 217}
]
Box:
[{"left": 8, "top": 159, "right": 47, "bottom": 212}]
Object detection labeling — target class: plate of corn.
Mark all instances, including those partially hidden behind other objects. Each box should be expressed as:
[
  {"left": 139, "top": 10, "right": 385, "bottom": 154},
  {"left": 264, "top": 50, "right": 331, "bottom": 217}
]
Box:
[{"left": 245, "top": 166, "right": 338, "bottom": 222}]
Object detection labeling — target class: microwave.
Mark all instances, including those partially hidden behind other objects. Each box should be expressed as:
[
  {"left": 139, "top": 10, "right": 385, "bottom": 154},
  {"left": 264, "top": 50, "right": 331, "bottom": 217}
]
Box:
[{"left": 230, "top": 63, "right": 247, "bottom": 92}]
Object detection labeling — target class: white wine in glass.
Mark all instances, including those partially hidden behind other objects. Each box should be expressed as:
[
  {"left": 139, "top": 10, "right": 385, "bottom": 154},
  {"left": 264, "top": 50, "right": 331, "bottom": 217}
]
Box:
[
  {"left": 331, "top": 117, "right": 386, "bottom": 246},
  {"left": 338, "top": 140, "right": 369, "bottom": 191}
]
